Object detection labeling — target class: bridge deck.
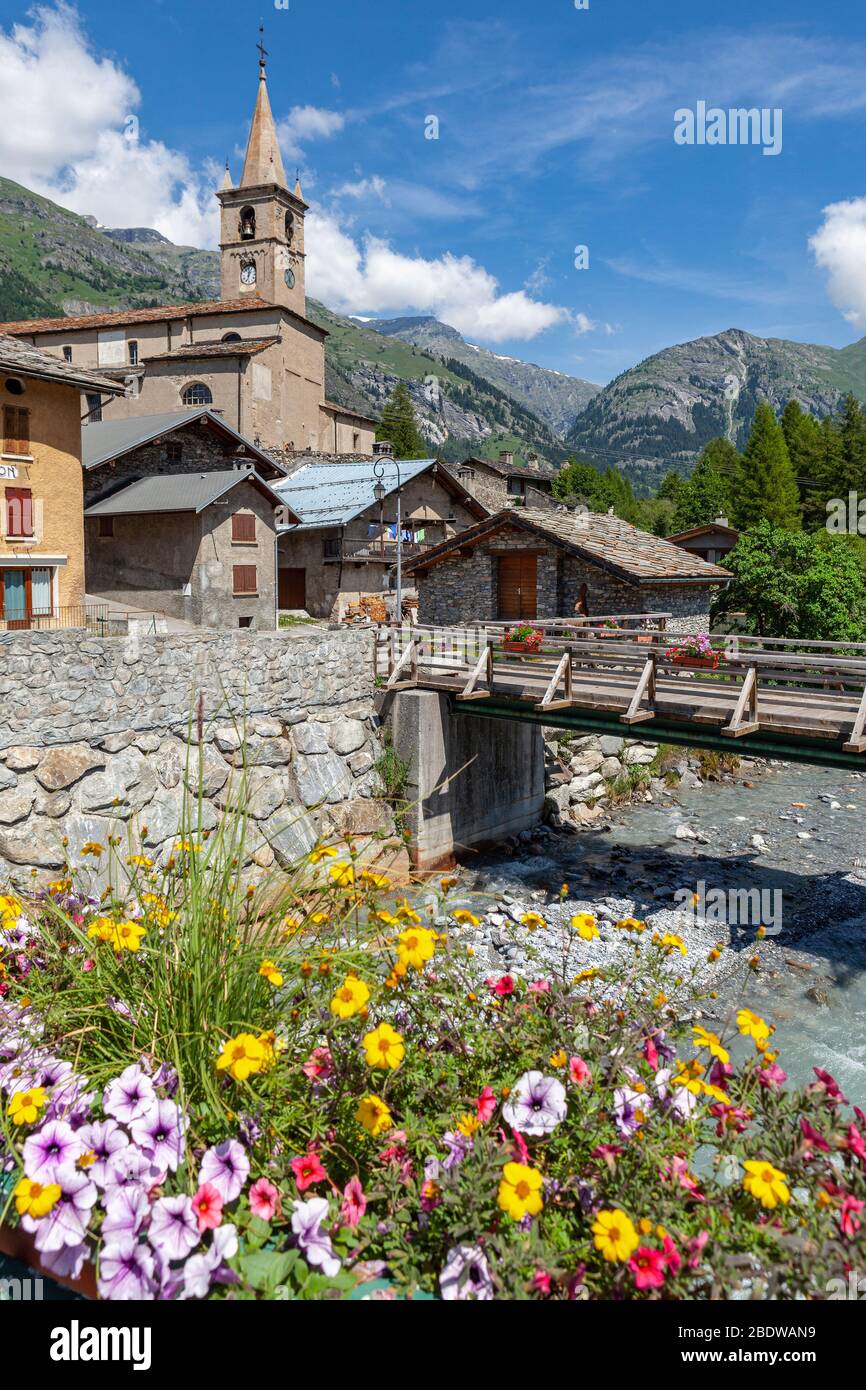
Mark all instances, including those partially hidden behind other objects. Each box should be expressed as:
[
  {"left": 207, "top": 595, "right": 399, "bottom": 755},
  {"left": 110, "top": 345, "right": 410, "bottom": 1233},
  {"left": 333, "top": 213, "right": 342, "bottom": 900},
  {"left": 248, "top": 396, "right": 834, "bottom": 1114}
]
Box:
[{"left": 373, "top": 622, "right": 866, "bottom": 762}]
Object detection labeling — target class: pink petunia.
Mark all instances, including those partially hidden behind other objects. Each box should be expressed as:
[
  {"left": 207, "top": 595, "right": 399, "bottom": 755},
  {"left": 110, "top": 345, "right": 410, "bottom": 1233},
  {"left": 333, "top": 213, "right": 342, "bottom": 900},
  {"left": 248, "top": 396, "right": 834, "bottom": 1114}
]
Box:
[
  {"left": 662, "top": 1234, "right": 681, "bottom": 1276},
  {"left": 686, "top": 1230, "right": 709, "bottom": 1269},
  {"left": 757, "top": 1062, "right": 787, "bottom": 1089},
  {"left": 489, "top": 975, "right": 514, "bottom": 997},
  {"left": 643, "top": 1036, "right": 659, "bottom": 1069},
  {"left": 629, "top": 1247, "right": 666, "bottom": 1290},
  {"left": 812, "top": 1068, "right": 847, "bottom": 1104},
  {"left": 532, "top": 1269, "right": 552, "bottom": 1295},
  {"left": 291, "top": 1152, "right": 327, "bottom": 1192},
  {"left": 192, "top": 1182, "right": 224, "bottom": 1234},
  {"left": 800, "top": 1117, "right": 831, "bottom": 1155},
  {"left": 569, "top": 1056, "right": 592, "bottom": 1087},
  {"left": 302, "top": 1047, "right": 333, "bottom": 1083},
  {"left": 249, "top": 1178, "right": 280, "bottom": 1222},
  {"left": 340, "top": 1176, "right": 367, "bottom": 1229},
  {"left": 840, "top": 1195, "right": 865, "bottom": 1239},
  {"left": 528, "top": 980, "right": 551, "bottom": 995},
  {"left": 847, "top": 1123, "right": 866, "bottom": 1165},
  {"left": 476, "top": 1086, "right": 497, "bottom": 1123}
]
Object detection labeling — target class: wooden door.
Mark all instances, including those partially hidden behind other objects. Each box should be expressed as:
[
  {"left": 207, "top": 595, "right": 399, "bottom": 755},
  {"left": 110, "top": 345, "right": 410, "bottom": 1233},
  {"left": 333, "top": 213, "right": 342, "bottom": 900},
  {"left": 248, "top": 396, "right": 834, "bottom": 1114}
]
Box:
[
  {"left": 498, "top": 553, "right": 537, "bottom": 620},
  {"left": 278, "top": 567, "right": 306, "bottom": 610}
]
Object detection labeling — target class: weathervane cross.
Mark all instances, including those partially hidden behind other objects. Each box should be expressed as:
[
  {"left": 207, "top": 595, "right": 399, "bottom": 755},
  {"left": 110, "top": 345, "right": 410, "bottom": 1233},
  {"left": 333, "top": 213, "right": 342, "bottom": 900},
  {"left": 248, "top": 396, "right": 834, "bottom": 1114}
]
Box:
[{"left": 257, "top": 23, "right": 268, "bottom": 71}]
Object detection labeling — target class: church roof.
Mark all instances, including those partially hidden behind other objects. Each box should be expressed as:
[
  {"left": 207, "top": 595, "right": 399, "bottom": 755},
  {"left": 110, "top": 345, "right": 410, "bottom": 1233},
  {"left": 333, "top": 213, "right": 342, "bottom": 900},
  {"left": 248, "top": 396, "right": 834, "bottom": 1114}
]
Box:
[
  {"left": 240, "top": 66, "right": 288, "bottom": 189},
  {"left": 0, "top": 334, "right": 124, "bottom": 395},
  {"left": 145, "top": 337, "right": 279, "bottom": 364},
  {"left": 0, "top": 300, "right": 327, "bottom": 339}
]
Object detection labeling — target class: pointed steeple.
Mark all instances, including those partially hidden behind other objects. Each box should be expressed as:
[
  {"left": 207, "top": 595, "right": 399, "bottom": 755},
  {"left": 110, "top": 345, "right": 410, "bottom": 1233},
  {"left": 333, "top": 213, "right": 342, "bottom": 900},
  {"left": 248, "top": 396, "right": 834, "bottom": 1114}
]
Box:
[
  {"left": 240, "top": 28, "right": 287, "bottom": 189},
  {"left": 221, "top": 160, "right": 233, "bottom": 191},
  {"left": 294, "top": 167, "right": 303, "bottom": 200}
]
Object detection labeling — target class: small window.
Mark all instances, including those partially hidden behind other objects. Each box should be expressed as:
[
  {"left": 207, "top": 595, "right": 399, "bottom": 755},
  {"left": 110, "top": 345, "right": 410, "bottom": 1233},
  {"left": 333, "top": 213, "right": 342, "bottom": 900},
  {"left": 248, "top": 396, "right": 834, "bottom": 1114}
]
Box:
[
  {"left": 221, "top": 332, "right": 242, "bottom": 343},
  {"left": 3, "top": 407, "right": 30, "bottom": 456},
  {"left": 165, "top": 442, "right": 183, "bottom": 465},
  {"left": 85, "top": 394, "right": 103, "bottom": 423},
  {"left": 128, "top": 340, "right": 139, "bottom": 366},
  {"left": 238, "top": 615, "right": 253, "bottom": 629},
  {"left": 98, "top": 516, "right": 114, "bottom": 539},
  {"left": 182, "top": 383, "right": 213, "bottom": 406},
  {"left": 231, "top": 512, "right": 257, "bottom": 544},
  {"left": 353, "top": 432, "right": 360, "bottom": 450},
  {"left": 5, "top": 487, "right": 34, "bottom": 538},
  {"left": 323, "top": 537, "right": 341, "bottom": 560},
  {"left": 4, "top": 378, "right": 24, "bottom": 396},
  {"left": 62, "top": 346, "right": 72, "bottom": 363},
  {"left": 285, "top": 211, "right": 294, "bottom": 243},
  {"left": 233, "top": 564, "right": 257, "bottom": 595},
  {"left": 507, "top": 476, "right": 526, "bottom": 497}
]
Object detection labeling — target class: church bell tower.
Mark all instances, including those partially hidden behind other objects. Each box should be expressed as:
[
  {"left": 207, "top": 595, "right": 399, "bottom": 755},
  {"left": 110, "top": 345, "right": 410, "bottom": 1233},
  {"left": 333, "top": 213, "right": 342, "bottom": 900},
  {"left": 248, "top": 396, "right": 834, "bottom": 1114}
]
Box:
[{"left": 217, "top": 34, "right": 307, "bottom": 315}]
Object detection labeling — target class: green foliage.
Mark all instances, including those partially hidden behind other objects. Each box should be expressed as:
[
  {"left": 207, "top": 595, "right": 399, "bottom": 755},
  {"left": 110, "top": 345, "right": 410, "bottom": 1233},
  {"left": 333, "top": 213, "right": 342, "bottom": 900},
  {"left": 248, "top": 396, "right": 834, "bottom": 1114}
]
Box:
[
  {"left": 376, "top": 381, "right": 428, "bottom": 459},
  {"left": 552, "top": 456, "right": 602, "bottom": 503},
  {"left": 713, "top": 520, "right": 866, "bottom": 639},
  {"left": 734, "top": 404, "right": 801, "bottom": 530},
  {"left": 670, "top": 439, "right": 737, "bottom": 531}
]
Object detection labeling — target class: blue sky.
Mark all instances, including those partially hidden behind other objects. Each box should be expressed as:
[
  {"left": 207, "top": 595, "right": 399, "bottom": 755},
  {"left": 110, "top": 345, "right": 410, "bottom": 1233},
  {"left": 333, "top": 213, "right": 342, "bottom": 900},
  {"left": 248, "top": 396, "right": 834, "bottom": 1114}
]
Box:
[{"left": 3, "top": 0, "right": 866, "bottom": 384}]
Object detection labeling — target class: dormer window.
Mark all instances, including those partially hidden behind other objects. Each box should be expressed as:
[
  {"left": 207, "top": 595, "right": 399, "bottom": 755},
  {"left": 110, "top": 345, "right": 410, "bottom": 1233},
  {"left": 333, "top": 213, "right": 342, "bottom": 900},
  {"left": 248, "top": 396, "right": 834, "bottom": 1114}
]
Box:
[{"left": 239, "top": 206, "right": 256, "bottom": 240}]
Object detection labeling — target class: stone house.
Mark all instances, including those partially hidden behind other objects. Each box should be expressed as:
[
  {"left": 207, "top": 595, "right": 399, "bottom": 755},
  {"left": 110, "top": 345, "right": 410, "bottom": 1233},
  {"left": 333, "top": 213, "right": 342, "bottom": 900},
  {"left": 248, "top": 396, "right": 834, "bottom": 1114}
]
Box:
[
  {"left": 0, "top": 335, "right": 122, "bottom": 629},
  {"left": 0, "top": 53, "right": 376, "bottom": 457},
  {"left": 405, "top": 507, "right": 731, "bottom": 631},
  {"left": 450, "top": 451, "right": 558, "bottom": 513},
  {"left": 666, "top": 517, "right": 740, "bottom": 567},
  {"left": 84, "top": 469, "right": 296, "bottom": 630},
  {"left": 273, "top": 455, "right": 488, "bottom": 617}
]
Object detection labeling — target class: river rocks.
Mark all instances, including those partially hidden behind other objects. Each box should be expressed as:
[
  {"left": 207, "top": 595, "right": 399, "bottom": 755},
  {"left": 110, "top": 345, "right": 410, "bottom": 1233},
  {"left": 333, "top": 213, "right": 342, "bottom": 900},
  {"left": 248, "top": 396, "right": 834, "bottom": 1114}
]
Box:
[
  {"left": 35, "top": 744, "right": 105, "bottom": 792},
  {"left": 622, "top": 744, "right": 656, "bottom": 767},
  {"left": 598, "top": 736, "right": 625, "bottom": 757},
  {"left": 329, "top": 799, "right": 396, "bottom": 838},
  {"left": 292, "top": 722, "right": 330, "bottom": 756}
]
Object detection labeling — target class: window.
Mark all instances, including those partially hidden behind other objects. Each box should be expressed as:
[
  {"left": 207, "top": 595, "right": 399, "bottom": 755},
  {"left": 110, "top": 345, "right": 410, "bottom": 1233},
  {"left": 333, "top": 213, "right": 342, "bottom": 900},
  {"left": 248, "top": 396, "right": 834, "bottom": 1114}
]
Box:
[
  {"left": 285, "top": 211, "right": 294, "bottom": 243},
  {"left": 5, "top": 488, "right": 33, "bottom": 537},
  {"left": 165, "top": 442, "right": 183, "bottom": 465},
  {"left": 507, "top": 476, "right": 526, "bottom": 497},
  {"left": 238, "top": 616, "right": 253, "bottom": 629},
  {"left": 3, "top": 406, "right": 30, "bottom": 456},
  {"left": 98, "top": 516, "right": 114, "bottom": 539},
  {"left": 233, "top": 564, "right": 257, "bottom": 595},
  {"left": 62, "top": 346, "right": 72, "bottom": 363},
  {"left": 4, "top": 378, "right": 24, "bottom": 396},
  {"left": 239, "top": 206, "right": 256, "bottom": 239},
  {"left": 323, "top": 537, "right": 341, "bottom": 560},
  {"left": 221, "top": 333, "right": 242, "bottom": 343},
  {"left": 182, "top": 383, "right": 213, "bottom": 406},
  {"left": 231, "top": 512, "right": 257, "bottom": 544},
  {"left": 128, "top": 340, "right": 139, "bottom": 366},
  {"left": 85, "top": 394, "right": 103, "bottom": 423}
]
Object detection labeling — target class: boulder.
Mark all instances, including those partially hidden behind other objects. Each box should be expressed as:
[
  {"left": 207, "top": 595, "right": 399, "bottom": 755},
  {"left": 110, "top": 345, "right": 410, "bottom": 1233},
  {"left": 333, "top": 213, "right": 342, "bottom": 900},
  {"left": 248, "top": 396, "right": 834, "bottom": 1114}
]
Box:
[
  {"left": 598, "top": 735, "right": 626, "bottom": 757},
  {"left": 35, "top": 744, "right": 105, "bottom": 792},
  {"left": 244, "top": 767, "right": 287, "bottom": 821},
  {"left": 599, "top": 757, "right": 623, "bottom": 779},
  {"left": 78, "top": 748, "right": 159, "bottom": 818},
  {"left": 329, "top": 799, "right": 396, "bottom": 838},
  {"left": 291, "top": 722, "right": 330, "bottom": 756},
  {"left": 0, "top": 818, "right": 68, "bottom": 867},
  {"left": 0, "top": 787, "right": 36, "bottom": 825},
  {"left": 328, "top": 719, "right": 367, "bottom": 756},
  {"left": 623, "top": 744, "right": 656, "bottom": 767},
  {"left": 5, "top": 746, "right": 43, "bottom": 773},
  {"left": 292, "top": 752, "right": 353, "bottom": 806},
  {"left": 0, "top": 764, "right": 16, "bottom": 791}
]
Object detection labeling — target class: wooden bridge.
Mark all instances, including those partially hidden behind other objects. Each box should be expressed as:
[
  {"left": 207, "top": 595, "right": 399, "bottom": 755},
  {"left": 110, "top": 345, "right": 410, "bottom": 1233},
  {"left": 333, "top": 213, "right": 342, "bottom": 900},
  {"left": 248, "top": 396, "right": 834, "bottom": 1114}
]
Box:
[{"left": 373, "top": 616, "right": 866, "bottom": 771}]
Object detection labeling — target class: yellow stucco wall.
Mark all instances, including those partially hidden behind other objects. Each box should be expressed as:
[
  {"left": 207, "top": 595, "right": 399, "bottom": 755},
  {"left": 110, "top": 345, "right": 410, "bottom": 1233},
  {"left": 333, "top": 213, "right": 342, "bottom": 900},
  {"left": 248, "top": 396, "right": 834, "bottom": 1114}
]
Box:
[{"left": 0, "top": 373, "right": 85, "bottom": 613}]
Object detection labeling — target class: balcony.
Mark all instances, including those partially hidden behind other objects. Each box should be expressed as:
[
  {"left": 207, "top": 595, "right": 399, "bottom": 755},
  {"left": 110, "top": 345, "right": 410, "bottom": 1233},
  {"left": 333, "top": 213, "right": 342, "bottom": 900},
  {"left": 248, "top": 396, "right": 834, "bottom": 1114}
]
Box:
[
  {"left": 325, "top": 538, "right": 436, "bottom": 564},
  {"left": 0, "top": 604, "right": 109, "bottom": 634}
]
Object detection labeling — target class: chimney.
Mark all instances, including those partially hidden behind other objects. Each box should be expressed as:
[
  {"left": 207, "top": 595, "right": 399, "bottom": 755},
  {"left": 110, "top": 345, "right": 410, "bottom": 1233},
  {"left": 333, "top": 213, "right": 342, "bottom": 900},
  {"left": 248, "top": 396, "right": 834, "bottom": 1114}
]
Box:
[
  {"left": 714, "top": 515, "right": 729, "bottom": 528},
  {"left": 527, "top": 452, "right": 540, "bottom": 471},
  {"left": 373, "top": 440, "right": 394, "bottom": 457},
  {"left": 499, "top": 450, "right": 514, "bottom": 468}
]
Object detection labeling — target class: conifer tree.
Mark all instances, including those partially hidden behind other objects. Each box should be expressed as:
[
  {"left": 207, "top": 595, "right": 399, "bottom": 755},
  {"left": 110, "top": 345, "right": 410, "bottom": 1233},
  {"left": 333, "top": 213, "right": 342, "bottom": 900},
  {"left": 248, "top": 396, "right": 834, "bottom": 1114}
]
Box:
[
  {"left": 734, "top": 403, "right": 801, "bottom": 530},
  {"left": 375, "top": 382, "right": 427, "bottom": 459}
]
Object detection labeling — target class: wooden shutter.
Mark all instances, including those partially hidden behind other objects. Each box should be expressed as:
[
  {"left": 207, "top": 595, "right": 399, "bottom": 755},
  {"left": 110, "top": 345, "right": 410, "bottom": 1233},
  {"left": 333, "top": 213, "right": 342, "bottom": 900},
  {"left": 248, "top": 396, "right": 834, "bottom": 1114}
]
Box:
[
  {"left": 3, "top": 407, "right": 29, "bottom": 456},
  {"left": 498, "top": 553, "right": 537, "bottom": 620},
  {"left": 5, "top": 487, "right": 33, "bottom": 537},
  {"left": 231, "top": 512, "right": 256, "bottom": 543},
  {"left": 233, "top": 564, "right": 257, "bottom": 595}
]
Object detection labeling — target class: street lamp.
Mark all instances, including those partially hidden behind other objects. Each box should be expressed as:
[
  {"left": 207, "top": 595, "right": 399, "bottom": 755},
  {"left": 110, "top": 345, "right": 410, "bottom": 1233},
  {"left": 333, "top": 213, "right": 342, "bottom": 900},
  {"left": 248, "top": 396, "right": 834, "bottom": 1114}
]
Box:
[{"left": 373, "top": 457, "right": 402, "bottom": 624}]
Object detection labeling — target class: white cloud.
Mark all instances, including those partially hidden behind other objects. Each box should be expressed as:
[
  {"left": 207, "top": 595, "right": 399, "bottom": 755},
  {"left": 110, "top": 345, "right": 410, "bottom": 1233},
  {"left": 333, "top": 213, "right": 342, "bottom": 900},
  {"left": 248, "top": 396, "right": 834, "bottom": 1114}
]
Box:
[
  {"left": 278, "top": 106, "right": 345, "bottom": 160},
  {"left": 809, "top": 197, "right": 866, "bottom": 329},
  {"left": 331, "top": 175, "right": 388, "bottom": 201},
  {"left": 306, "top": 209, "right": 570, "bottom": 342},
  {"left": 0, "top": 4, "right": 218, "bottom": 246}
]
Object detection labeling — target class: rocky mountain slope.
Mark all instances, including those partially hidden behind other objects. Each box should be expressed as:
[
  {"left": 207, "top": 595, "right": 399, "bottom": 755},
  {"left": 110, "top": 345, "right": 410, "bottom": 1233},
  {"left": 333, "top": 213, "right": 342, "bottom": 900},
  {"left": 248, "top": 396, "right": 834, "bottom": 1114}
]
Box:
[{"left": 568, "top": 327, "right": 866, "bottom": 485}]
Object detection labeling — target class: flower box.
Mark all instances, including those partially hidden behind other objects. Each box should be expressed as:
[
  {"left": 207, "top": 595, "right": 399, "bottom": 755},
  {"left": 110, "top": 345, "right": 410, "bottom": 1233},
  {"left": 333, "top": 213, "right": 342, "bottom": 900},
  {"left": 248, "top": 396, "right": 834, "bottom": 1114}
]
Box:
[
  {"left": 669, "top": 652, "right": 721, "bottom": 670},
  {"left": 502, "top": 640, "right": 540, "bottom": 654},
  {"left": 0, "top": 1220, "right": 96, "bottom": 1299}
]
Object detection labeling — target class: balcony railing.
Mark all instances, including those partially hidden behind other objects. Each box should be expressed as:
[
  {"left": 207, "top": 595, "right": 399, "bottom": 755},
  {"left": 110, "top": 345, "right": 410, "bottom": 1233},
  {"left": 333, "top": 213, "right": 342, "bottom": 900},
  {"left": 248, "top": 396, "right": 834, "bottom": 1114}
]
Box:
[
  {"left": 0, "top": 604, "right": 109, "bottom": 633},
  {"left": 327, "top": 539, "right": 436, "bottom": 563}
]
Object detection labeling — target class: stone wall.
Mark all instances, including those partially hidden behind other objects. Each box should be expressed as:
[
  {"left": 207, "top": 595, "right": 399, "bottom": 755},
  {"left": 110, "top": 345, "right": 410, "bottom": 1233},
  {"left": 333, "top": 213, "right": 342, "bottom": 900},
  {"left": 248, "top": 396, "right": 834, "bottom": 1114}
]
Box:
[{"left": 0, "top": 626, "right": 399, "bottom": 886}]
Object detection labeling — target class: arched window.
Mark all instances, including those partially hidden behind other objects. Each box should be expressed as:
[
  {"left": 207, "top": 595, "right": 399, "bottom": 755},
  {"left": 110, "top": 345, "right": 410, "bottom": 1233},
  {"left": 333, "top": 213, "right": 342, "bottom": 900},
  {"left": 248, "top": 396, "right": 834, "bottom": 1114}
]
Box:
[
  {"left": 285, "top": 211, "right": 294, "bottom": 244},
  {"left": 182, "top": 383, "right": 213, "bottom": 407},
  {"left": 221, "top": 332, "right": 242, "bottom": 343},
  {"left": 239, "top": 206, "right": 256, "bottom": 240}
]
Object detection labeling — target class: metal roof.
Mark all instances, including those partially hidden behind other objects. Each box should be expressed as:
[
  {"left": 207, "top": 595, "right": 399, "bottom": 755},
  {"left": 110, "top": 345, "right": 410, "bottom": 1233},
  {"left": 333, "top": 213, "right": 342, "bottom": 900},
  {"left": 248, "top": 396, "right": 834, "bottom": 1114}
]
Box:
[
  {"left": 0, "top": 334, "right": 124, "bottom": 395},
  {"left": 272, "top": 458, "right": 438, "bottom": 531},
  {"left": 81, "top": 409, "right": 286, "bottom": 476},
  {"left": 84, "top": 468, "right": 290, "bottom": 518}
]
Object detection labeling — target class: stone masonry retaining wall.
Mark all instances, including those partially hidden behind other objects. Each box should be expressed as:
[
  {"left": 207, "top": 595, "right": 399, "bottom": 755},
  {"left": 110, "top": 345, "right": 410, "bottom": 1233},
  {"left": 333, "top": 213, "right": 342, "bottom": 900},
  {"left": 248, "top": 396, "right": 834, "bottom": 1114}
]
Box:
[{"left": 0, "top": 626, "right": 399, "bottom": 886}]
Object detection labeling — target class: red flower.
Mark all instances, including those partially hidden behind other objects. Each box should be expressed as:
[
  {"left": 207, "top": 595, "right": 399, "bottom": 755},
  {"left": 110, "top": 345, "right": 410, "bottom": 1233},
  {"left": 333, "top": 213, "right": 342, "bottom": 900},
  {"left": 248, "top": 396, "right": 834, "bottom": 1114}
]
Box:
[
  {"left": 811, "top": 1068, "right": 847, "bottom": 1104},
  {"left": 800, "top": 1117, "right": 831, "bottom": 1155},
  {"left": 291, "top": 1152, "right": 327, "bottom": 1191},
  {"left": 840, "top": 1195, "right": 865, "bottom": 1239},
  {"left": 757, "top": 1062, "right": 787, "bottom": 1089},
  {"left": 643, "top": 1036, "right": 659, "bottom": 1069},
  {"left": 490, "top": 975, "right": 514, "bottom": 997},
  {"left": 249, "top": 1178, "right": 280, "bottom": 1222},
  {"left": 629, "top": 1247, "right": 666, "bottom": 1290},
  {"left": 569, "top": 1056, "right": 592, "bottom": 1087},
  {"left": 662, "top": 1234, "right": 681, "bottom": 1276},
  {"left": 532, "top": 1270, "right": 552, "bottom": 1295},
  {"left": 340, "top": 1176, "right": 367, "bottom": 1228},
  {"left": 192, "top": 1182, "right": 224, "bottom": 1233},
  {"left": 846, "top": 1123, "right": 866, "bottom": 1165},
  {"left": 476, "top": 1086, "right": 497, "bottom": 1123}
]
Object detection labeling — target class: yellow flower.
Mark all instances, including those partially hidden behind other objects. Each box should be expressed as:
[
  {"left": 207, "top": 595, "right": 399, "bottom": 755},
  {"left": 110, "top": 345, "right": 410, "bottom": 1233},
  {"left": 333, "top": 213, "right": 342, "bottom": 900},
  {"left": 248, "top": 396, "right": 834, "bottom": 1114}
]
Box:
[
  {"left": 659, "top": 932, "right": 687, "bottom": 956},
  {"left": 7, "top": 1087, "right": 48, "bottom": 1126},
  {"left": 692, "top": 1025, "right": 730, "bottom": 1064},
  {"left": 497, "top": 1162, "right": 544, "bottom": 1221},
  {"left": 395, "top": 900, "right": 422, "bottom": 925},
  {"left": 615, "top": 917, "right": 647, "bottom": 934},
  {"left": 737, "top": 1009, "right": 772, "bottom": 1049},
  {"left": 362, "top": 1022, "right": 405, "bottom": 1070},
  {"left": 86, "top": 916, "right": 116, "bottom": 943},
  {"left": 397, "top": 925, "right": 437, "bottom": 971},
  {"left": 743, "top": 1160, "right": 791, "bottom": 1209},
  {"left": 376, "top": 910, "right": 399, "bottom": 926},
  {"left": 329, "top": 863, "right": 356, "bottom": 888},
  {"left": 310, "top": 912, "right": 330, "bottom": 926},
  {"left": 574, "top": 967, "right": 600, "bottom": 984},
  {"left": 330, "top": 975, "right": 371, "bottom": 1019},
  {"left": 457, "top": 1112, "right": 481, "bottom": 1137},
  {"left": 356, "top": 1094, "right": 393, "bottom": 1136},
  {"left": 549, "top": 1049, "right": 568, "bottom": 1069},
  {"left": 571, "top": 913, "right": 599, "bottom": 941},
  {"left": 80, "top": 842, "right": 104, "bottom": 857},
  {"left": 592, "top": 1209, "right": 639, "bottom": 1262},
  {"left": 452, "top": 909, "right": 481, "bottom": 928},
  {"left": 14, "top": 1177, "right": 61, "bottom": 1219},
  {"left": 216, "top": 1032, "right": 266, "bottom": 1082},
  {"left": 360, "top": 869, "right": 390, "bottom": 889},
  {"left": 126, "top": 854, "right": 153, "bottom": 869},
  {"left": 521, "top": 912, "right": 546, "bottom": 932},
  {"left": 46, "top": 880, "right": 71, "bottom": 897},
  {"left": 259, "top": 959, "right": 284, "bottom": 988},
  {"left": 174, "top": 839, "right": 202, "bottom": 854},
  {"left": 308, "top": 845, "right": 338, "bottom": 863},
  {"left": 110, "top": 920, "right": 147, "bottom": 953},
  {"left": 257, "top": 1030, "right": 282, "bottom": 1071},
  {"left": 440, "top": 876, "right": 458, "bottom": 892}
]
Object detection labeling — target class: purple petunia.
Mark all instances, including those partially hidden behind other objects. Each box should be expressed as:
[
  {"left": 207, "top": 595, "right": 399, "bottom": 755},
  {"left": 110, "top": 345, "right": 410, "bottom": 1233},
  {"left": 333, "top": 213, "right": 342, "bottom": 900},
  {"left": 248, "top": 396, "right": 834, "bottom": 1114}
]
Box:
[
  {"left": 98, "top": 1235, "right": 157, "bottom": 1301},
  {"left": 291, "top": 1197, "right": 340, "bottom": 1279},
  {"left": 148, "top": 1195, "right": 199, "bottom": 1264},
  {"left": 199, "top": 1140, "right": 249, "bottom": 1203},
  {"left": 130, "top": 1099, "right": 185, "bottom": 1172},
  {"left": 441, "top": 1130, "right": 473, "bottom": 1170},
  {"left": 101, "top": 1184, "right": 150, "bottom": 1244},
  {"left": 76, "top": 1119, "right": 129, "bottom": 1187},
  {"left": 502, "top": 1071, "right": 567, "bottom": 1137},
  {"left": 104, "top": 1064, "right": 156, "bottom": 1125},
  {"left": 103, "top": 1145, "right": 161, "bottom": 1192},
  {"left": 439, "top": 1244, "right": 494, "bottom": 1301},
  {"left": 23, "top": 1120, "right": 85, "bottom": 1185},
  {"left": 613, "top": 1085, "right": 652, "bottom": 1137},
  {"left": 22, "top": 1165, "right": 97, "bottom": 1254},
  {"left": 183, "top": 1224, "right": 239, "bottom": 1301}
]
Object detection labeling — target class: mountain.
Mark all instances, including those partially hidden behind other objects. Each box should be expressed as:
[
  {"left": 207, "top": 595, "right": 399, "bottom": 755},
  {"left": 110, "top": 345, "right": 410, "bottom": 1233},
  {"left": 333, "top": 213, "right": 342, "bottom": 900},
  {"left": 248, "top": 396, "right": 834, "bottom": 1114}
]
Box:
[
  {"left": 361, "top": 314, "right": 599, "bottom": 435},
  {"left": 567, "top": 326, "right": 866, "bottom": 487}
]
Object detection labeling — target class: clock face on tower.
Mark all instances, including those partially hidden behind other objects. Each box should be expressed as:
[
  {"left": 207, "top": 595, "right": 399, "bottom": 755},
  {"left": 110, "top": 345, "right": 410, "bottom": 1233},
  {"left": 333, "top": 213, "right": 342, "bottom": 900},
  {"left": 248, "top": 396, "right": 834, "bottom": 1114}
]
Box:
[
  {"left": 284, "top": 267, "right": 295, "bottom": 290},
  {"left": 240, "top": 260, "right": 257, "bottom": 286}
]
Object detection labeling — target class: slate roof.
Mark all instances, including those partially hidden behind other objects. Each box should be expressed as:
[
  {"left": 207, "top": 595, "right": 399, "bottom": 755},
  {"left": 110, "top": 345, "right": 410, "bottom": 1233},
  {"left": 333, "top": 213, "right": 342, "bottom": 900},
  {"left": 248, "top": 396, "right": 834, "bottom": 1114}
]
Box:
[
  {"left": 405, "top": 507, "right": 732, "bottom": 585},
  {"left": 0, "top": 299, "right": 327, "bottom": 338},
  {"left": 144, "top": 337, "right": 279, "bottom": 364},
  {"left": 81, "top": 409, "right": 286, "bottom": 477},
  {"left": 272, "top": 458, "right": 487, "bottom": 532},
  {"left": 0, "top": 334, "right": 124, "bottom": 395},
  {"left": 84, "top": 468, "right": 294, "bottom": 519},
  {"left": 457, "top": 454, "right": 557, "bottom": 482}
]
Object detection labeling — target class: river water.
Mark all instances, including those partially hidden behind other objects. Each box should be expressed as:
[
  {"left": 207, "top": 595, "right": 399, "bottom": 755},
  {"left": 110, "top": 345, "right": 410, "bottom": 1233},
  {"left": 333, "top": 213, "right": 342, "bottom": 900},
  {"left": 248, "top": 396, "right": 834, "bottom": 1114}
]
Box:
[{"left": 460, "top": 760, "right": 866, "bottom": 1105}]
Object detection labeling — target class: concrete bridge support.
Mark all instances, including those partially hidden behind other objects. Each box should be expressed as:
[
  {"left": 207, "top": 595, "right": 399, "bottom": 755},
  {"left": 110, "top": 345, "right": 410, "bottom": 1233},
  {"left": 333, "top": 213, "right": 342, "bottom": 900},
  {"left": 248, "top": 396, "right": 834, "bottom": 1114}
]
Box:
[{"left": 383, "top": 689, "right": 546, "bottom": 869}]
